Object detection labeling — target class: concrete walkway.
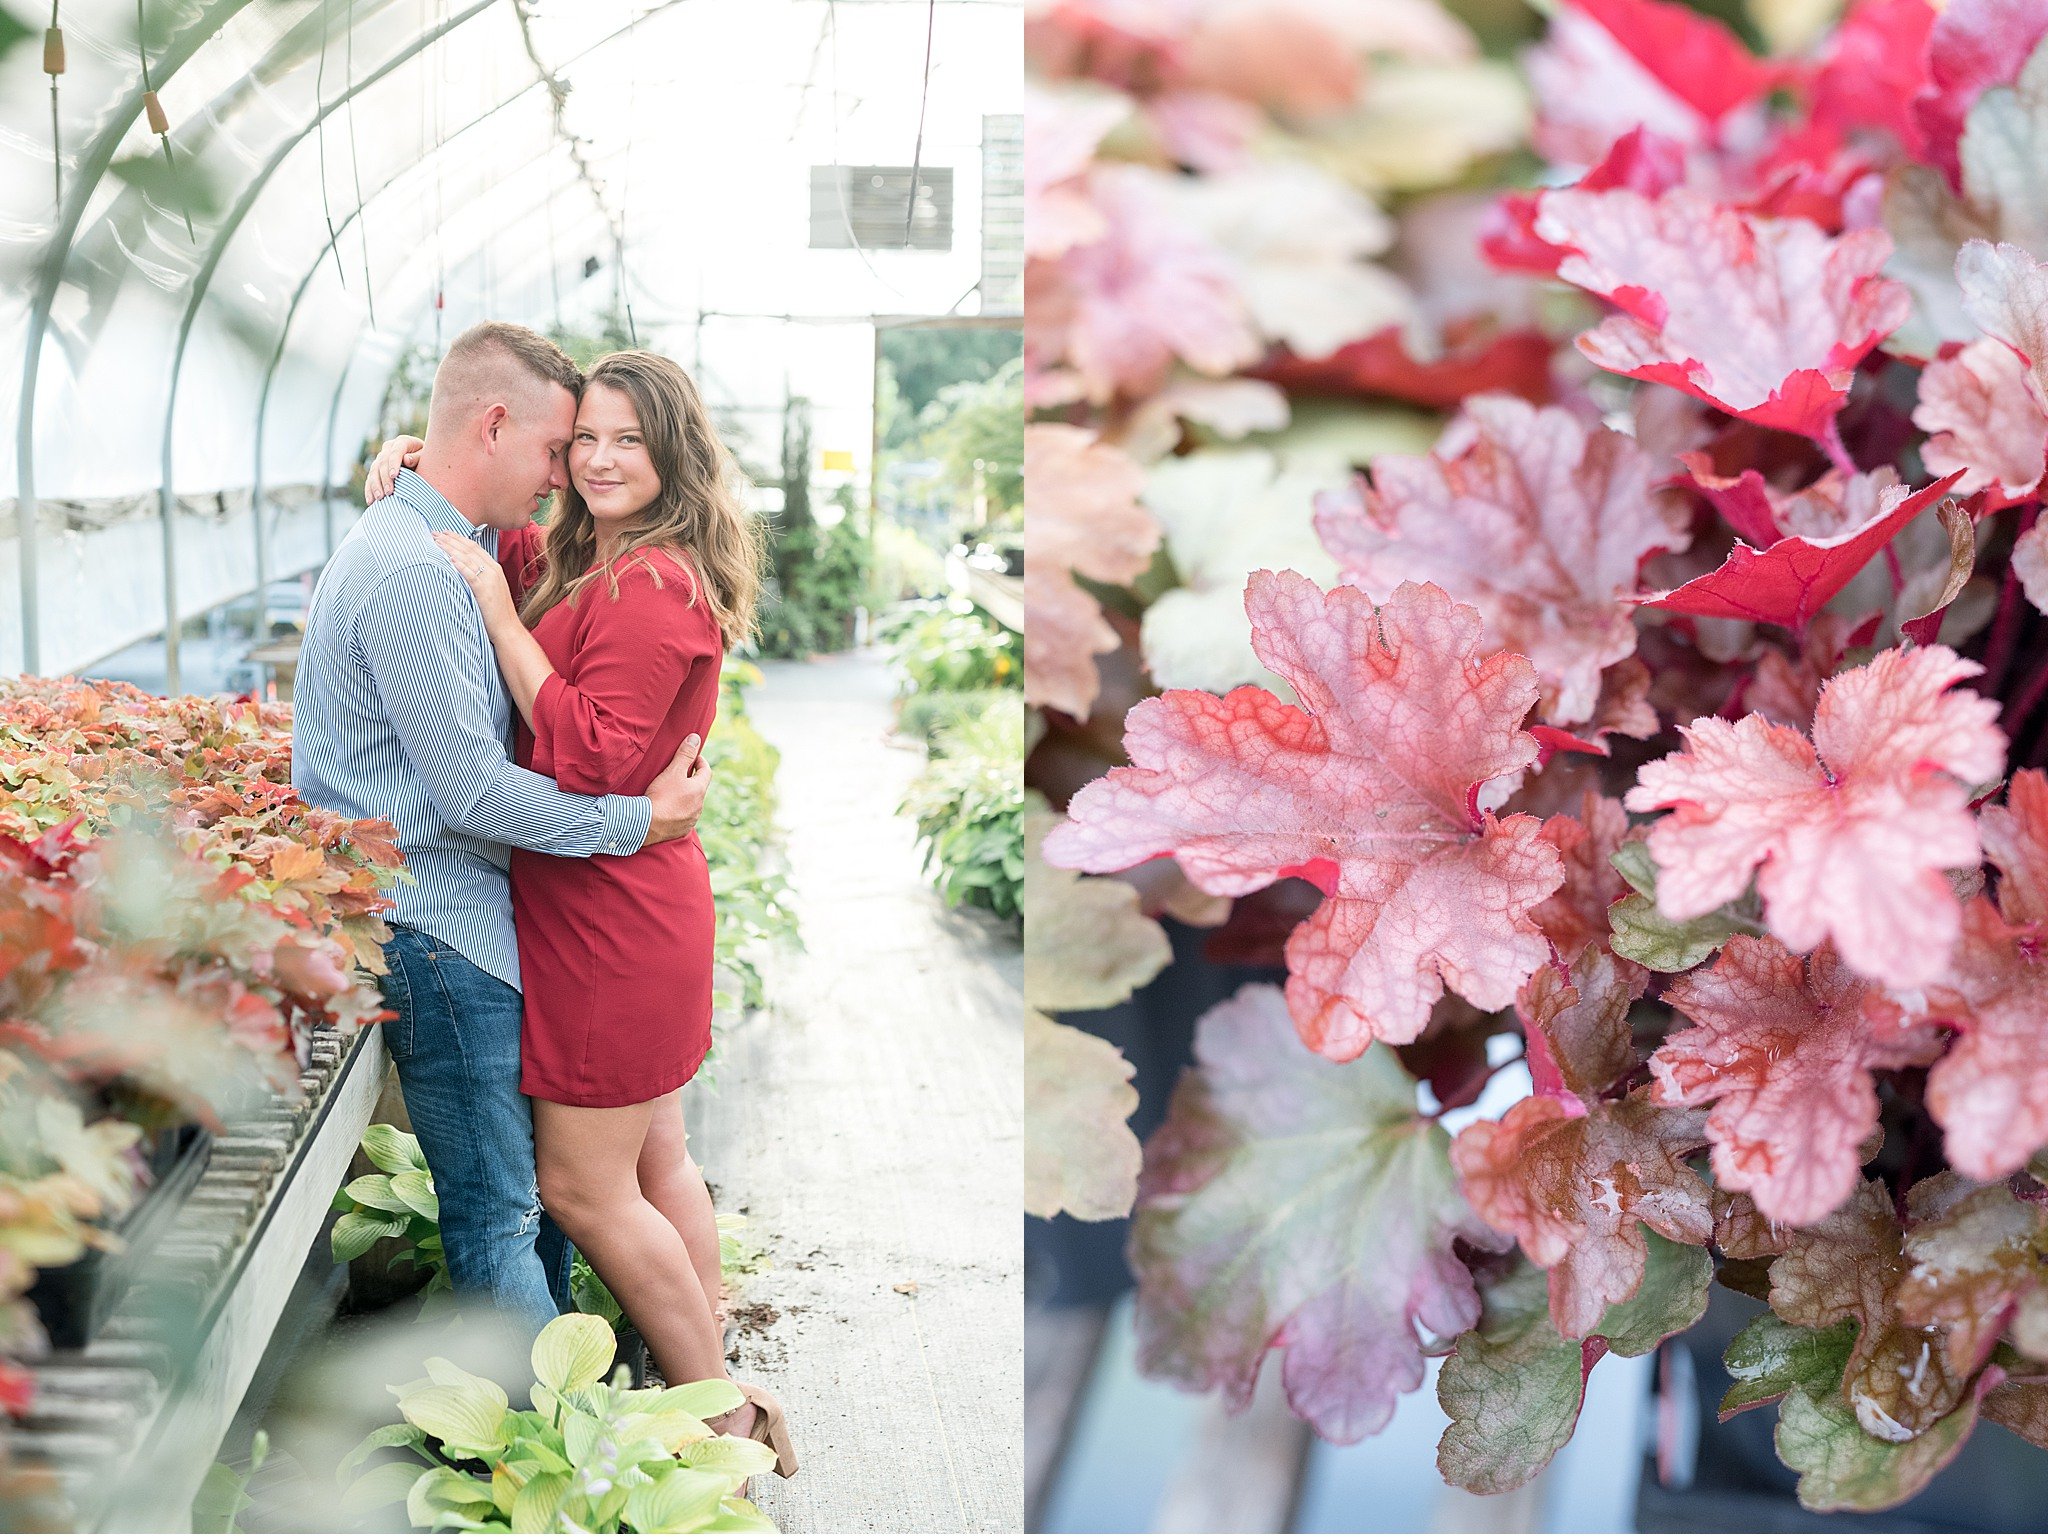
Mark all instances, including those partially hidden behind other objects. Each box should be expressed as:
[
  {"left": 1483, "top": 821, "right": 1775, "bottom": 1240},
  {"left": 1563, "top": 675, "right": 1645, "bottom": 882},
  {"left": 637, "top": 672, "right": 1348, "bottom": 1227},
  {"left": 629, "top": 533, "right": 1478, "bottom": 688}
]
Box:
[{"left": 683, "top": 649, "right": 1023, "bottom": 1534}]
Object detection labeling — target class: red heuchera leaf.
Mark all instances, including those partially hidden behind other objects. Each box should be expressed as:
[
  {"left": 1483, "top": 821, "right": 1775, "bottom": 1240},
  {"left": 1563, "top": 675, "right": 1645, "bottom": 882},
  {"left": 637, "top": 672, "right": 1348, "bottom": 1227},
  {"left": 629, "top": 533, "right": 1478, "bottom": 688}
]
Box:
[
  {"left": 1132, "top": 983, "right": 1498, "bottom": 1443},
  {"left": 1913, "top": 338, "right": 2048, "bottom": 506},
  {"left": 1653, "top": 937, "right": 1943, "bottom": 1226},
  {"left": 1770, "top": 1179, "right": 1974, "bottom": 1440},
  {"left": 1251, "top": 322, "right": 1556, "bottom": 410},
  {"left": 1483, "top": 127, "right": 1688, "bottom": 278},
  {"left": 1042, "top": 573, "right": 1563, "bottom": 1057},
  {"left": 1623, "top": 644, "right": 2006, "bottom": 988},
  {"left": 1529, "top": 791, "right": 1638, "bottom": 967},
  {"left": 1533, "top": 188, "right": 1911, "bottom": 440},
  {"left": 1315, "top": 395, "right": 1690, "bottom": 727},
  {"left": 1635, "top": 469, "right": 1964, "bottom": 632},
  {"left": 1023, "top": 424, "right": 1159, "bottom": 718},
  {"left": 1898, "top": 1175, "right": 2048, "bottom": 1378},
  {"left": 1808, "top": 0, "right": 1938, "bottom": 158},
  {"left": 1526, "top": 0, "right": 1778, "bottom": 165},
  {"left": 1912, "top": 0, "right": 2048, "bottom": 189},
  {"left": 1745, "top": 613, "right": 1863, "bottom": 731},
  {"left": 1452, "top": 950, "right": 1714, "bottom": 1338},
  {"left": 1922, "top": 774, "right": 2048, "bottom": 1180},
  {"left": 1573, "top": 0, "right": 1783, "bottom": 126}
]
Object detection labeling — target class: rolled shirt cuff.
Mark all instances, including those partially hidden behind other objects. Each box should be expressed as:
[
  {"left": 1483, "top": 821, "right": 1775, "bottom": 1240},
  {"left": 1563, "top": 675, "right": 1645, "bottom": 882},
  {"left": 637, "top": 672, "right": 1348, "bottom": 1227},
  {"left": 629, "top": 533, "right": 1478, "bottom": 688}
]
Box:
[{"left": 598, "top": 793, "right": 653, "bottom": 855}]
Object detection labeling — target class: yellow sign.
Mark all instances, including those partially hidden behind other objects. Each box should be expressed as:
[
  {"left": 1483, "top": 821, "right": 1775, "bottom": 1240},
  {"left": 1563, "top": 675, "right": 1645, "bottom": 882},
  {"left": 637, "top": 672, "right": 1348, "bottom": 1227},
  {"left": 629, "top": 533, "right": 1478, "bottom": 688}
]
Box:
[{"left": 820, "top": 449, "right": 856, "bottom": 472}]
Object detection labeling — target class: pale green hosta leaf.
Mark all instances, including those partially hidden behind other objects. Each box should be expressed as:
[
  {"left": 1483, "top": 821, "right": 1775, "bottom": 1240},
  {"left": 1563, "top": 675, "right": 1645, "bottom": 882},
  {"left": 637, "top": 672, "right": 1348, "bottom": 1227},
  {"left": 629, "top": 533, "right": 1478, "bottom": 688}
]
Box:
[
  {"left": 704, "top": 1496, "right": 779, "bottom": 1533},
  {"left": 563, "top": 1408, "right": 605, "bottom": 1466},
  {"left": 390, "top": 1168, "right": 439, "bottom": 1222},
  {"left": 642, "top": 1381, "right": 744, "bottom": 1423},
  {"left": 339, "top": 1460, "right": 429, "bottom": 1517},
  {"left": 532, "top": 1311, "right": 618, "bottom": 1394},
  {"left": 407, "top": 1466, "right": 497, "bottom": 1529},
  {"left": 332, "top": 1209, "right": 412, "bottom": 1263},
  {"left": 509, "top": 1471, "right": 569, "bottom": 1534},
  {"left": 361, "top": 1123, "right": 428, "bottom": 1176},
  {"left": 343, "top": 1173, "right": 413, "bottom": 1215},
  {"left": 676, "top": 1433, "right": 778, "bottom": 1481},
  {"left": 625, "top": 1468, "right": 729, "bottom": 1533},
  {"left": 1025, "top": 1011, "right": 1140, "bottom": 1222},
  {"left": 335, "top": 1421, "right": 428, "bottom": 1483},
  {"left": 397, "top": 1367, "right": 510, "bottom": 1459},
  {"left": 1023, "top": 805, "right": 1169, "bottom": 1014}
]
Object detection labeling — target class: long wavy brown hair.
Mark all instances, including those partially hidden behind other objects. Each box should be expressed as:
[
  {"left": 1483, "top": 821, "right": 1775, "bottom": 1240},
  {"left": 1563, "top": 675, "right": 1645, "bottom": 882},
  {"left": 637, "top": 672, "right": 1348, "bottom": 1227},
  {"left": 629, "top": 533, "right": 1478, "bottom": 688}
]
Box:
[{"left": 519, "top": 350, "right": 764, "bottom": 647}]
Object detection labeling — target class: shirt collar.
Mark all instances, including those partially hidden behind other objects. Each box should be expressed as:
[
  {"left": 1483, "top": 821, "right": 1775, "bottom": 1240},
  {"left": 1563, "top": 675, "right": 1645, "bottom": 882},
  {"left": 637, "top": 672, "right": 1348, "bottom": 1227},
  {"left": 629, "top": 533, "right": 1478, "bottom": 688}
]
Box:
[{"left": 394, "top": 467, "right": 495, "bottom": 550}]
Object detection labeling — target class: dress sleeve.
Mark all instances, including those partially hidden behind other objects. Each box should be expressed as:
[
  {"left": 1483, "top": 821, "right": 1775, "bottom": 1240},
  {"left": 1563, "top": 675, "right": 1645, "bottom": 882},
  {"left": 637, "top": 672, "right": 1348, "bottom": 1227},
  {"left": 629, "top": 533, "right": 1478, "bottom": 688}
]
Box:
[
  {"left": 532, "top": 552, "right": 717, "bottom": 795},
  {"left": 497, "top": 523, "right": 548, "bottom": 610}
]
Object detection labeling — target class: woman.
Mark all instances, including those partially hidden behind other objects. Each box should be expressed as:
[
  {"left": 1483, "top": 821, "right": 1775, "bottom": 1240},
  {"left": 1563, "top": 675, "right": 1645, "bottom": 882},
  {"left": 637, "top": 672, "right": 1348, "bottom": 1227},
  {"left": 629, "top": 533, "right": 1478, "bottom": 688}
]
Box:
[{"left": 365, "top": 351, "right": 793, "bottom": 1476}]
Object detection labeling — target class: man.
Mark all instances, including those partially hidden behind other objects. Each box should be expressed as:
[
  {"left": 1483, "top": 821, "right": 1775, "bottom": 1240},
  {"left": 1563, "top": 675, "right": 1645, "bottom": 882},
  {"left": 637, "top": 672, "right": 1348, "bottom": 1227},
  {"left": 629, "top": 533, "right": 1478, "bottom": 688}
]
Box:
[{"left": 292, "top": 322, "right": 709, "bottom": 1328}]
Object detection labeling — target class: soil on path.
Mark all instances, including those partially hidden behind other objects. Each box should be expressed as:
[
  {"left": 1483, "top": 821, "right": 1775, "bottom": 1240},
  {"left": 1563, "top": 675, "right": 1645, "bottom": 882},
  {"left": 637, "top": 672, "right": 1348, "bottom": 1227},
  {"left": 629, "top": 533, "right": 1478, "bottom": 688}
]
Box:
[{"left": 684, "top": 649, "right": 1023, "bottom": 1534}]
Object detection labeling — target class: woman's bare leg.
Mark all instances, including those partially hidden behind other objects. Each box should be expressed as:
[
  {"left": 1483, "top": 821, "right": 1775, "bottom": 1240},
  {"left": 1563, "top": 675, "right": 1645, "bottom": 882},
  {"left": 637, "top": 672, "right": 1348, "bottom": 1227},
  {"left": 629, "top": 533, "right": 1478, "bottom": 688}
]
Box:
[
  {"left": 637, "top": 1093, "right": 726, "bottom": 1327},
  {"left": 534, "top": 1098, "right": 728, "bottom": 1388}
]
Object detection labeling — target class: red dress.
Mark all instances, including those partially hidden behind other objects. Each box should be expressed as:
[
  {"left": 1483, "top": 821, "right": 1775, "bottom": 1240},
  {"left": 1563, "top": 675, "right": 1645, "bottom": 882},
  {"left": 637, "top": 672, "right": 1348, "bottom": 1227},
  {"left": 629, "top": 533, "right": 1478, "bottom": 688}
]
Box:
[{"left": 497, "top": 525, "right": 725, "bottom": 1107}]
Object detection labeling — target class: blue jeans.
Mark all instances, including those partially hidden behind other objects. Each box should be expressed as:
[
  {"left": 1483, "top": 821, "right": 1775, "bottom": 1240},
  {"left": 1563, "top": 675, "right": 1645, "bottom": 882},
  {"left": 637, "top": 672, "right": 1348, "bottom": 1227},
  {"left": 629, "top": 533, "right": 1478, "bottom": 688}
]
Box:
[{"left": 376, "top": 924, "right": 572, "bottom": 1330}]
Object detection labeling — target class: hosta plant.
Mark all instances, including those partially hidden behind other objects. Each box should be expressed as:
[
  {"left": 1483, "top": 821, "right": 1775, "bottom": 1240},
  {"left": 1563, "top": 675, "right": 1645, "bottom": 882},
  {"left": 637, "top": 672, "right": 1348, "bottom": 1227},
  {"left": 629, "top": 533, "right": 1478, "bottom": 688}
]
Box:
[
  {"left": 332, "top": 1125, "right": 448, "bottom": 1297},
  {"left": 337, "top": 1312, "right": 775, "bottom": 1533},
  {"left": 1027, "top": 0, "right": 2048, "bottom": 1512}
]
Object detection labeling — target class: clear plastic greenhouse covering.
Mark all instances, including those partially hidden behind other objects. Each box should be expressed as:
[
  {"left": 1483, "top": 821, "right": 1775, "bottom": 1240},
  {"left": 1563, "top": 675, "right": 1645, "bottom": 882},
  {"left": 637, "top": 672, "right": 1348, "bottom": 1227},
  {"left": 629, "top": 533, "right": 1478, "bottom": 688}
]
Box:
[{"left": 0, "top": 0, "right": 1022, "bottom": 677}]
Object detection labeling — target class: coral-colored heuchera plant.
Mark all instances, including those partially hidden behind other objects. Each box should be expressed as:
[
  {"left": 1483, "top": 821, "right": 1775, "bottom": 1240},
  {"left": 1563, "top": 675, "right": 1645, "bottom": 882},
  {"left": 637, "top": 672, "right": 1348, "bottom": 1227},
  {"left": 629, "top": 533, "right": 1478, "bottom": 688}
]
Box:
[{"left": 1026, "top": 0, "right": 2048, "bottom": 1511}]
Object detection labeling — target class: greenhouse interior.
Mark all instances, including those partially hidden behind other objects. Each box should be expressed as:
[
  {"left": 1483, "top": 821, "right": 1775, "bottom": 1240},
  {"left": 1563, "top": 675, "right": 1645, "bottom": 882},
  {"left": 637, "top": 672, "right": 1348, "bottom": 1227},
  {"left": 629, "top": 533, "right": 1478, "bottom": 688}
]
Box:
[{"left": 0, "top": 0, "right": 1023, "bottom": 1531}]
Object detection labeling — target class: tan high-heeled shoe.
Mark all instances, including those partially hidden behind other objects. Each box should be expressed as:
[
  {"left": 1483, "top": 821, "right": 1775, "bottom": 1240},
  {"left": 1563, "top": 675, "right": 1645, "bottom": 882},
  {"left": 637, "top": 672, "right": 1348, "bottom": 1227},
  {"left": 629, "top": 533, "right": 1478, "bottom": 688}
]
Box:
[{"left": 732, "top": 1379, "right": 798, "bottom": 1479}]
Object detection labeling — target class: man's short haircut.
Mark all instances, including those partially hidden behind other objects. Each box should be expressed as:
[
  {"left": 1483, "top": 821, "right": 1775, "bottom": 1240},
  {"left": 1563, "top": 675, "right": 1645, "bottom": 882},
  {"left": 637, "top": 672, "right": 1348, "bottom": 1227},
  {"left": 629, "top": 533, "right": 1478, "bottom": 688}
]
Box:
[{"left": 427, "top": 322, "right": 583, "bottom": 434}]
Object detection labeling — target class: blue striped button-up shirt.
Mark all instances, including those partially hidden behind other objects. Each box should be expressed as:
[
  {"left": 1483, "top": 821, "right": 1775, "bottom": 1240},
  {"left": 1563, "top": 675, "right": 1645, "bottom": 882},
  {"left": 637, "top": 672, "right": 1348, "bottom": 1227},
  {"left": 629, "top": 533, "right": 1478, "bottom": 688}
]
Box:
[{"left": 290, "top": 468, "right": 652, "bottom": 991}]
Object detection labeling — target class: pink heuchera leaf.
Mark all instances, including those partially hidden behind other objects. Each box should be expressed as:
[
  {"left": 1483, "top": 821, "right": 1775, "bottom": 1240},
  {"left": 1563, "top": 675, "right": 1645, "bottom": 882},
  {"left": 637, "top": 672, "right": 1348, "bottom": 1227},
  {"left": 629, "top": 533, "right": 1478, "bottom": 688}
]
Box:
[
  {"left": 1025, "top": 85, "right": 1127, "bottom": 259},
  {"left": 1956, "top": 240, "right": 2048, "bottom": 411},
  {"left": 1532, "top": 188, "right": 1912, "bottom": 440},
  {"left": 1452, "top": 950, "right": 1714, "bottom": 1338},
  {"left": 1912, "top": 0, "right": 2048, "bottom": 189},
  {"left": 1025, "top": 164, "right": 1260, "bottom": 406},
  {"left": 1483, "top": 127, "right": 1688, "bottom": 278},
  {"left": 1131, "top": 983, "right": 1499, "bottom": 1443},
  {"left": 1526, "top": 0, "right": 1778, "bottom": 165},
  {"left": 1042, "top": 572, "right": 1563, "bottom": 1057},
  {"left": 1653, "top": 937, "right": 1944, "bottom": 1226},
  {"left": 1921, "top": 770, "right": 2048, "bottom": 1180},
  {"left": 1634, "top": 469, "right": 1963, "bottom": 633},
  {"left": 1530, "top": 792, "right": 1638, "bottom": 967},
  {"left": 1024, "top": 425, "right": 1159, "bottom": 718},
  {"left": 1314, "top": 394, "right": 1690, "bottom": 727},
  {"left": 1809, "top": 0, "right": 1938, "bottom": 159},
  {"left": 1913, "top": 338, "right": 2048, "bottom": 505},
  {"left": 1623, "top": 644, "right": 2006, "bottom": 988}
]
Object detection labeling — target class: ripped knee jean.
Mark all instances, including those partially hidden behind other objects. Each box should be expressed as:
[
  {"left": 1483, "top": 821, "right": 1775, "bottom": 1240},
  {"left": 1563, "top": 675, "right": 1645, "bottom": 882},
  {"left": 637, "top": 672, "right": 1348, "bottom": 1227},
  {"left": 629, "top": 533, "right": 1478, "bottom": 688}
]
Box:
[{"left": 377, "top": 925, "right": 573, "bottom": 1331}]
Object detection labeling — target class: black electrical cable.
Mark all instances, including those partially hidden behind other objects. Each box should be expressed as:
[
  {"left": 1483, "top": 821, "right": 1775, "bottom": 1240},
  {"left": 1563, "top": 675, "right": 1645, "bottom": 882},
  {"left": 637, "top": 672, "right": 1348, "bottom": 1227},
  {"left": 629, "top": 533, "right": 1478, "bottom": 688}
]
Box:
[{"left": 903, "top": 0, "right": 935, "bottom": 245}]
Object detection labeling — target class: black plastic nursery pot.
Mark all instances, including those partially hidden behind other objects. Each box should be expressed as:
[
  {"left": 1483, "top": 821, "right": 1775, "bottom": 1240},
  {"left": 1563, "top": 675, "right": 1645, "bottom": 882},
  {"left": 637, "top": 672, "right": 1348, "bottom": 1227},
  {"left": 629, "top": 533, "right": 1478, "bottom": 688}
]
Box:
[{"left": 26, "top": 1121, "right": 213, "bottom": 1349}]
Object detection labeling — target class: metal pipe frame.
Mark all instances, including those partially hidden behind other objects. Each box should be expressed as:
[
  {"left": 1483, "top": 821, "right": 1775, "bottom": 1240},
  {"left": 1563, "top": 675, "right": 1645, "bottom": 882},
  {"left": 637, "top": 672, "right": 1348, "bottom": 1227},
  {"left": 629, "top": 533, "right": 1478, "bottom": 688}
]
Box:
[
  {"left": 14, "top": 0, "right": 262, "bottom": 675},
  {"left": 152, "top": 0, "right": 502, "bottom": 687}
]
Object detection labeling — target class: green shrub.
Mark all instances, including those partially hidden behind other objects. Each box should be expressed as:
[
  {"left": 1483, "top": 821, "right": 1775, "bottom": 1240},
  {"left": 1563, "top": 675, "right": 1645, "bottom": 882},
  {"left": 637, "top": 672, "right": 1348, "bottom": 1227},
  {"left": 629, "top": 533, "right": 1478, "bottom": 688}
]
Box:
[
  {"left": 896, "top": 688, "right": 1010, "bottom": 748},
  {"left": 702, "top": 662, "right": 799, "bottom": 1012},
  {"left": 900, "top": 699, "right": 1024, "bottom": 921},
  {"left": 880, "top": 599, "right": 1020, "bottom": 696},
  {"left": 757, "top": 516, "right": 868, "bottom": 659},
  {"left": 337, "top": 1313, "right": 776, "bottom": 1532},
  {"left": 331, "top": 1125, "right": 448, "bottom": 1296}
]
